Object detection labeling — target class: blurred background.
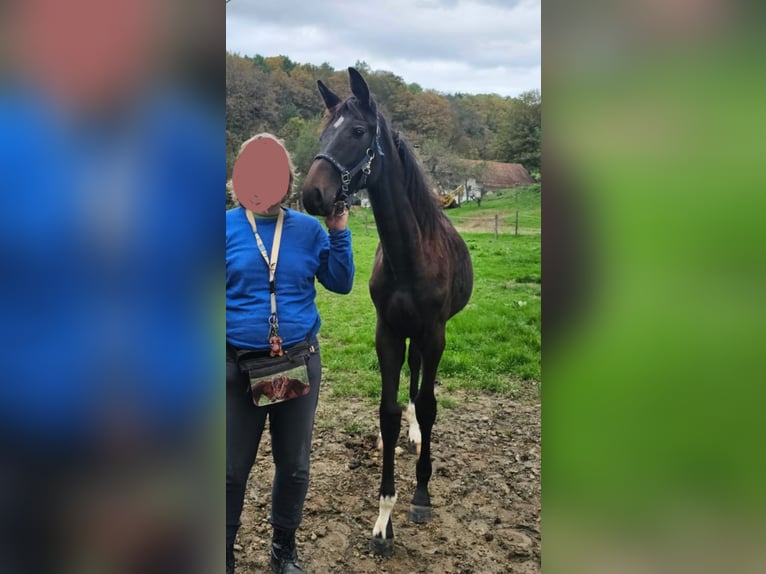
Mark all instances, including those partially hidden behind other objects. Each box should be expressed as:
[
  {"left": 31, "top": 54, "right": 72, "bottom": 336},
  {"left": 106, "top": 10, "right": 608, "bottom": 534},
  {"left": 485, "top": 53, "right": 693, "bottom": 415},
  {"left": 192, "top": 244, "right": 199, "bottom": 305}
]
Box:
[
  {"left": 543, "top": 0, "right": 766, "bottom": 572},
  {"left": 0, "top": 1, "right": 222, "bottom": 572}
]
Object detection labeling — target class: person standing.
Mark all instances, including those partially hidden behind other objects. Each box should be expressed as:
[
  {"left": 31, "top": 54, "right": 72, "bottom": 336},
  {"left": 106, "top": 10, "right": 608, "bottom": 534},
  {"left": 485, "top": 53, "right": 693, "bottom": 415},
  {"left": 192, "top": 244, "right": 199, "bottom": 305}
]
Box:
[{"left": 226, "top": 134, "right": 354, "bottom": 573}]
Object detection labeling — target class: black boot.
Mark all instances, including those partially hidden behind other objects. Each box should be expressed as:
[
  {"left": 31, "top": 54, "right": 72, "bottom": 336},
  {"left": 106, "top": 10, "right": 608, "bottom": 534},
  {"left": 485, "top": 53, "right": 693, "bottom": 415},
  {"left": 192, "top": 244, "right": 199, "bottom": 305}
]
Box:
[
  {"left": 226, "top": 543, "right": 235, "bottom": 574},
  {"left": 270, "top": 527, "right": 304, "bottom": 573}
]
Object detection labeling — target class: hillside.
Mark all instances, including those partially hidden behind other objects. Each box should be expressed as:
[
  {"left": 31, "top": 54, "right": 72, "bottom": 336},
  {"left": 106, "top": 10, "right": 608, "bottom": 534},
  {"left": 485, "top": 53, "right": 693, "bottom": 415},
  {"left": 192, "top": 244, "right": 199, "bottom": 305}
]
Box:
[{"left": 226, "top": 54, "right": 541, "bottom": 193}]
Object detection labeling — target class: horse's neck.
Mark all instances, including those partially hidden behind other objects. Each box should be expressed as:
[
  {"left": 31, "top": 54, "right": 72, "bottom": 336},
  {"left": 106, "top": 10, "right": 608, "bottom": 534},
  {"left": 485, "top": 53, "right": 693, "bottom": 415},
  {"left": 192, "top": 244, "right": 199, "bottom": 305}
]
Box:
[{"left": 367, "top": 173, "right": 422, "bottom": 277}]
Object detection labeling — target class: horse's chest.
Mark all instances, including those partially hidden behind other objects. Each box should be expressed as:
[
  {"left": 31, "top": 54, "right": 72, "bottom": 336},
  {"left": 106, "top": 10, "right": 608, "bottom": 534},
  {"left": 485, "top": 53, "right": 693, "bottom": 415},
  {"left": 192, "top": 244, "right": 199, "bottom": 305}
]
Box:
[
  {"left": 370, "top": 281, "right": 445, "bottom": 334},
  {"left": 370, "top": 252, "right": 449, "bottom": 332}
]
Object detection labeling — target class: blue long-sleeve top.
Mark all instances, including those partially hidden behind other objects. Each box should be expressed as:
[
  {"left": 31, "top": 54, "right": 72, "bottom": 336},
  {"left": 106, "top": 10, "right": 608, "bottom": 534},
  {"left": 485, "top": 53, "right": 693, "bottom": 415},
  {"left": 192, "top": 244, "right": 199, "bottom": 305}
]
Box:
[{"left": 226, "top": 207, "right": 354, "bottom": 350}]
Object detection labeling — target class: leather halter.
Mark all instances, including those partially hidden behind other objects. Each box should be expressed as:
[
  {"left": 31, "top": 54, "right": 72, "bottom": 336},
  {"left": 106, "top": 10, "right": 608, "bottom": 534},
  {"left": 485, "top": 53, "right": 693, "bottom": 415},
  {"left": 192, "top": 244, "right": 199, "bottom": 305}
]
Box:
[{"left": 313, "top": 115, "right": 385, "bottom": 211}]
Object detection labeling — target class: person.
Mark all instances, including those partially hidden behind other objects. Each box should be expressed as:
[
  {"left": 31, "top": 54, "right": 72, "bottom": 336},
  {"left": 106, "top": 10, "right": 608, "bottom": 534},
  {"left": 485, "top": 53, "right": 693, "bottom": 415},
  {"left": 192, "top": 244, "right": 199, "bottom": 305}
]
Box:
[{"left": 226, "top": 134, "right": 354, "bottom": 574}]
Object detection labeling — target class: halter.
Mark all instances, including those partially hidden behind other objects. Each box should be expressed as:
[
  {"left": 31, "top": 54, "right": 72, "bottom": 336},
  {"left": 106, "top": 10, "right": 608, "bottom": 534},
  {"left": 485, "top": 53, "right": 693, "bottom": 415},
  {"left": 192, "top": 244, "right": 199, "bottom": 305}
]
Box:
[{"left": 313, "top": 115, "right": 385, "bottom": 212}]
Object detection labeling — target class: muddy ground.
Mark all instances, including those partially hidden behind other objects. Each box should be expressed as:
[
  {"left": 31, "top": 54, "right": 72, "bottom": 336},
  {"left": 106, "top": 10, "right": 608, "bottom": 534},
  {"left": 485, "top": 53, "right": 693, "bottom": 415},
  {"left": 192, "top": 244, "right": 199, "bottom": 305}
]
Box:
[{"left": 234, "top": 381, "right": 540, "bottom": 573}]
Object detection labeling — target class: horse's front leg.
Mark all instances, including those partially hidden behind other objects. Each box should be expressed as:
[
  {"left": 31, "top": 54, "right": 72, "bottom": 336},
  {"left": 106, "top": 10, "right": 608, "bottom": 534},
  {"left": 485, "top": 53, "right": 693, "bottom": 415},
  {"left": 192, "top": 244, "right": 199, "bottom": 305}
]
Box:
[
  {"left": 410, "top": 329, "right": 445, "bottom": 523},
  {"left": 370, "top": 321, "right": 405, "bottom": 557}
]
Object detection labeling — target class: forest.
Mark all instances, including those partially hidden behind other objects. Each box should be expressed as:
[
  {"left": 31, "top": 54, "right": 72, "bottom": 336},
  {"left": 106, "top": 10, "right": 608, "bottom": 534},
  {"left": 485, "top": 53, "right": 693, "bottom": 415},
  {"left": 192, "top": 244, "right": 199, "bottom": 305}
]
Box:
[{"left": 226, "top": 53, "right": 541, "bottom": 200}]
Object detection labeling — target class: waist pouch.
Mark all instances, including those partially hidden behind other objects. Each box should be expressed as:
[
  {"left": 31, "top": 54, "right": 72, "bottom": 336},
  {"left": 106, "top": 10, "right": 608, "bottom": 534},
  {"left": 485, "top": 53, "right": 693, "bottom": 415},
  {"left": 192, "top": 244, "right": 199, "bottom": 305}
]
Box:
[{"left": 236, "top": 341, "right": 315, "bottom": 407}]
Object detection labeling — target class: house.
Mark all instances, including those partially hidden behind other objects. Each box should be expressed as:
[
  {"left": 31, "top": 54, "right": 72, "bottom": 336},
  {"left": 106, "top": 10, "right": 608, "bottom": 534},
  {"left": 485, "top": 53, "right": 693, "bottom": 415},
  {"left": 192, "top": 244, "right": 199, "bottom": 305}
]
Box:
[
  {"left": 357, "top": 190, "right": 371, "bottom": 208},
  {"left": 356, "top": 160, "right": 533, "bottom": 208},
  {"left": 461, "top": 160, "right": 534, "bottom": 201}
]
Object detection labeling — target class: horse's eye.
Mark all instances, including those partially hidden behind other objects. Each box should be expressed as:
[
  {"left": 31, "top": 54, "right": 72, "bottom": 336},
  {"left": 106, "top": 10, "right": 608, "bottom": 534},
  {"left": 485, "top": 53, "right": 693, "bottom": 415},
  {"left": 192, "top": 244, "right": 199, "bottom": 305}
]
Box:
[{"left": 352, "top": 126, "right": 366, "bottom": 137}]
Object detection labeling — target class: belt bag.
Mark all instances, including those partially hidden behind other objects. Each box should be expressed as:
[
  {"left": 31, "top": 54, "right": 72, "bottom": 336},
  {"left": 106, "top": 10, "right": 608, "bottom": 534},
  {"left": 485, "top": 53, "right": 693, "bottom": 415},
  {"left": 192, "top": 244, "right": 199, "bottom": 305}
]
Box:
[{"left": 237, "top": 341, "right": 315, "bottom": 407}]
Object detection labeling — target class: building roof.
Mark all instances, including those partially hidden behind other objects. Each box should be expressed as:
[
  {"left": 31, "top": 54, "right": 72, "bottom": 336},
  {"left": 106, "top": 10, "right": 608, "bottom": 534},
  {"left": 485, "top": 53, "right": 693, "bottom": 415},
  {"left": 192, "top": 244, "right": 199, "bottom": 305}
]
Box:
[{"left": 463, "top": 160, "right": 534, "bottom": 188}]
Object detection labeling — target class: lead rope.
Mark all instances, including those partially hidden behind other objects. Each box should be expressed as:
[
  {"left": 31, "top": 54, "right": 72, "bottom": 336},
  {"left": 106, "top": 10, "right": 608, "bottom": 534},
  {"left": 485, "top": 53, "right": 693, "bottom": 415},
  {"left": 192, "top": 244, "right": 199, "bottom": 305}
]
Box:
[{"left": 245, "top": 208, "right": 285, "bottom": 356}]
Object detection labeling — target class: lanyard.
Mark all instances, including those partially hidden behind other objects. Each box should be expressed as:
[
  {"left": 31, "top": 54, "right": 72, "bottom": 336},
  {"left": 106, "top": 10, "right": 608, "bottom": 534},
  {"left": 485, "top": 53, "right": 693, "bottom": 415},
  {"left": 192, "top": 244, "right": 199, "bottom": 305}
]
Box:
[{"left": 245, "top": 208, "right": 285, "bottom": 355}]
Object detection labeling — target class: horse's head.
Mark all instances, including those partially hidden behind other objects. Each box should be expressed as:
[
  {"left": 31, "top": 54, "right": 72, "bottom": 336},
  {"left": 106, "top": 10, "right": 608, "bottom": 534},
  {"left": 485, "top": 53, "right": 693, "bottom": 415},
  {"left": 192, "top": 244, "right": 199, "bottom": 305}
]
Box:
[{"left": 302, "top": 67, "right": 385, "bottom": 216}]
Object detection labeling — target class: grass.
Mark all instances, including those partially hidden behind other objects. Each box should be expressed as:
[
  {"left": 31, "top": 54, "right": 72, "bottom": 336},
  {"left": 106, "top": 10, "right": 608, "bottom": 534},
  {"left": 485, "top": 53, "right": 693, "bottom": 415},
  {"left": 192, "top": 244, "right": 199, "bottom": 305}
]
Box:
[
  {"left": 315, "top": 184, "right": 540, "bottom": 402},
  {"left": 343, "top": 421, "right": 362, "bottom": 434},
  {"left": 445, "top": 184, "right": 542, "bottom": 230}
]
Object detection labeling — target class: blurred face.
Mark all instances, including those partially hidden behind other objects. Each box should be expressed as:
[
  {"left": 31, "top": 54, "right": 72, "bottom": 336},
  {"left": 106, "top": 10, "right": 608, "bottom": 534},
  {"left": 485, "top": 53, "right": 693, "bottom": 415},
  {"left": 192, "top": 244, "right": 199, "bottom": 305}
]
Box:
[
  {"left": 232, "top": 137, "right": 291, "bottom": 214},
  {"left": 7, "top": 0, "right": 161, "bottom": 110}
]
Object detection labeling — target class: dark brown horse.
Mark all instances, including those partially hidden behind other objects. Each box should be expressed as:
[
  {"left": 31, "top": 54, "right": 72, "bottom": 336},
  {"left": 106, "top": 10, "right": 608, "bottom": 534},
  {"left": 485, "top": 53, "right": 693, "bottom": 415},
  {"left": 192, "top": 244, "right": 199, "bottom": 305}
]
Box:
[
  {"left": 251, "top": 379, "right": 274, "bottom": 406},
  {"left": 302, "top": 68, "right": 473, "bottom": 556}
]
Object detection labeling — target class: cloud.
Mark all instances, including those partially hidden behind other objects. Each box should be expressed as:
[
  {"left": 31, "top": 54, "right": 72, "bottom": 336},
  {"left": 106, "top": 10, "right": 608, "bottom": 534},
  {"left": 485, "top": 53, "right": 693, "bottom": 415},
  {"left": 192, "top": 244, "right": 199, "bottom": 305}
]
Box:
[{"left": 225, "top": 0, "right": 540, "bottom": 96}]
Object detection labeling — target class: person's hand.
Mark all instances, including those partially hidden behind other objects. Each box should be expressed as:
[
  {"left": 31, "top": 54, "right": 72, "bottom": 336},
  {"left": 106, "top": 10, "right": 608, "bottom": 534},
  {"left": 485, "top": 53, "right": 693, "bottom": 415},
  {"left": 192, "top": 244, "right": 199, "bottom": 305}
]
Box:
[{"left": 325, "top": 207, "right": 349, "bottom": 231}]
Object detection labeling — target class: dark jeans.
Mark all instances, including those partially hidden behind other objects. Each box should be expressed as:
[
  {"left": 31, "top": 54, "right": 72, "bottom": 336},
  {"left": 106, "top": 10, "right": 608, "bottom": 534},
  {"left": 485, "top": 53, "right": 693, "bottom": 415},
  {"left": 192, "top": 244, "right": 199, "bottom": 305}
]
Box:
[{"left": 226, "top": 342, "right": 321, "bottom": 546}]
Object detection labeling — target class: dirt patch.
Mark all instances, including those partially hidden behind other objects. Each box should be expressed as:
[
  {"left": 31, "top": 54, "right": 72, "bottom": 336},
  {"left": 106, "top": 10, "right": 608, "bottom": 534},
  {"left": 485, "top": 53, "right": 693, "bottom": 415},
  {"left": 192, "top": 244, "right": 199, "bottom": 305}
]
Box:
[{"left": 234, "top": 382, "right": 540, "bottom": 573}]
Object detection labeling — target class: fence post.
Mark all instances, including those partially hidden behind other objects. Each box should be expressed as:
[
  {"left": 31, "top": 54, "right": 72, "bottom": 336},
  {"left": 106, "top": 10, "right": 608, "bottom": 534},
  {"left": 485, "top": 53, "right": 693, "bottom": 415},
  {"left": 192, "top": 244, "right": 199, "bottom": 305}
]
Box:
[
  {"left": 515, "top": 210, "right": 519, "bottom": 236},
  {"left": 494, "top": 213, "right": 499, "bottom": 239}
]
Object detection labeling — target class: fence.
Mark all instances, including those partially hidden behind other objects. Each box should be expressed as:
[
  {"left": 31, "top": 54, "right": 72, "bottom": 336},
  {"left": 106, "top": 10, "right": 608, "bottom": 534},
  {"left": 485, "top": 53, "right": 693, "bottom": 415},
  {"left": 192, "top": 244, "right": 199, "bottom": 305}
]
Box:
[
  {"left": 289, "top": 192, "right": 540, "bottom": 238},
  {"left": 355, "top": 210, "right": 537, "bottom": 238},
  {"left": 445, "top": 210, "right": 543, "bottom": 237}
]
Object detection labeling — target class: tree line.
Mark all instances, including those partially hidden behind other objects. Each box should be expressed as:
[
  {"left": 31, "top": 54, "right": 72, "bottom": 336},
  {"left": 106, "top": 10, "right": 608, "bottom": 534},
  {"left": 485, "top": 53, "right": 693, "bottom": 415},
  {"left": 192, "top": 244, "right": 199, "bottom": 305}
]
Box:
[{"left": 226, "top": 53, "right": 541, "bottom": 203}]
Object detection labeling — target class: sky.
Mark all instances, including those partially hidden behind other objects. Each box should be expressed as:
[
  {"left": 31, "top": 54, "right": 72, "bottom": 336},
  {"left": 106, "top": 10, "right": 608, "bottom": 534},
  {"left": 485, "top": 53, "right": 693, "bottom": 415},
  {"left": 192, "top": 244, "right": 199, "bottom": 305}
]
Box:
[{"left": 225, "top": 0, "right": 540, "bottom": 98}]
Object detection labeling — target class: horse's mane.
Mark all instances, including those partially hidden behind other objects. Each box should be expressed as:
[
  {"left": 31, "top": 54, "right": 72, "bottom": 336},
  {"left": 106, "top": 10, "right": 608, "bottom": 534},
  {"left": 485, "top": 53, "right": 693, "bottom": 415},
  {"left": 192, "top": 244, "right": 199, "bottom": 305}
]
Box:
[{"left": 384, "top": 121, "right": 444, "bottom": 238}]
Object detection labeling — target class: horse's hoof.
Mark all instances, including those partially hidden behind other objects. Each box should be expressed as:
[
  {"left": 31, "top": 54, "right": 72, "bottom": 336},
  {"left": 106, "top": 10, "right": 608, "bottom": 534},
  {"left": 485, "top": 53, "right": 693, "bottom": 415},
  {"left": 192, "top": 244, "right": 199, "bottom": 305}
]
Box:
[
  {"left": 409, "top": 504, "right": 432, "bottom": 523},
  {"left": 369, "top": 535, "right": 394, "bottom": 557},
  {"left": 407, "top": 439, "right": 419, "bottom": 455}
]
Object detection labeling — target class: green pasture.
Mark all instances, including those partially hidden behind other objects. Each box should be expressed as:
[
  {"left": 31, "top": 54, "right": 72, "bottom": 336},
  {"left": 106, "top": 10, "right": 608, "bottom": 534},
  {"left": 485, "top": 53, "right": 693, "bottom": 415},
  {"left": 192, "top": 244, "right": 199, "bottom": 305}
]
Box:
[
  {"left": 446, "top": 183, "right": 542, "bottom": 230},
  {"left": 314, "top": 185, "right": 541, "bottom": 404}
]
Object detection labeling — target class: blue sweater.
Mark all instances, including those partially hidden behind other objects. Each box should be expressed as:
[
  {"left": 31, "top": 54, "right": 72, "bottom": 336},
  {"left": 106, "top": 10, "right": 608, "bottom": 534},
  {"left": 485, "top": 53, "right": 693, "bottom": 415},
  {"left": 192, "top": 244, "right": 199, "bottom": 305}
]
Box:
[{"left": 226, "top": 207, "right": 354, "bottom": 350}]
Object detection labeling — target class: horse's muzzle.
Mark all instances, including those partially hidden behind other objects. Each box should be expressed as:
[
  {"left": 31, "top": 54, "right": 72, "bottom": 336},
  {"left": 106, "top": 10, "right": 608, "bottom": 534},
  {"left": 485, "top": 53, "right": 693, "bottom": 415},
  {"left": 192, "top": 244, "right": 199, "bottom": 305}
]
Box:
[{"left": 301, "top": 186, "right": 330, "bottom": 216}]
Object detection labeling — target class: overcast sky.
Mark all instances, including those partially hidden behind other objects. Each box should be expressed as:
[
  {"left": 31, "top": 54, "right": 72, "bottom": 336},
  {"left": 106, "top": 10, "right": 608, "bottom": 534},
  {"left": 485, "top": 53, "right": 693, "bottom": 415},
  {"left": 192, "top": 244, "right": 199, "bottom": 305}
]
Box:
[{"left": 226, "top": 0, "right": 540, "bottom": 97}]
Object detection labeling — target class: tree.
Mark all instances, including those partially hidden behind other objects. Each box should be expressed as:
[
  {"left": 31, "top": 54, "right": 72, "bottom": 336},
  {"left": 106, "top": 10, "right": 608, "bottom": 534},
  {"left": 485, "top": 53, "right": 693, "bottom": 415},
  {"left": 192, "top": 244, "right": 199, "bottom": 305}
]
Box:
[
  {"left": 416, "top": 139, "right": 470, "bottom": 194},
  {"left": 409, "top": 91, "right": 454, "bottom": 142},
  {"left": 454, "top": 94, "right": 512, "bottom": 159},
  {"left": 280, "top": 116, "right": 324, "bottom": 204},
  {"left": 226, "top": 129, "right": 242, "bottom": 208},
  {"left": 287, "top": 65, "right": 327, "bottom": 119},
  {"left": 225, "top": 52, "right": 542, "bottom": 195},
  {"left": 465, "top": 162, "right": 489, "bottom": 207},
  {"left": 226, "top": 129, "right": 244, "bottom": 179},
  {"left": 493, "top": 90, "right": 541, "bottom": 174},
  {"left": 264, "top": 55, "right": 296, "bottom": 74},
  {"left": 447, "top": 94, "right": 487, "bottom": 158},
  {"left": 226, "top": 53, "right": 278, "bottom": 143},
  {"left": 363, "top": 70, "right": 409, "bottom": 116}
]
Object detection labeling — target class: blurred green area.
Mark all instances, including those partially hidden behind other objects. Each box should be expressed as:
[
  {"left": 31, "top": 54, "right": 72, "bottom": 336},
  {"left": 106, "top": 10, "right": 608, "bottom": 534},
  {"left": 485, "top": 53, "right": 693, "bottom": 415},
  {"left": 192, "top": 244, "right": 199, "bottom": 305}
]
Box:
[{"left": 544, "top": 1, "right": 766, "bottom": 571}]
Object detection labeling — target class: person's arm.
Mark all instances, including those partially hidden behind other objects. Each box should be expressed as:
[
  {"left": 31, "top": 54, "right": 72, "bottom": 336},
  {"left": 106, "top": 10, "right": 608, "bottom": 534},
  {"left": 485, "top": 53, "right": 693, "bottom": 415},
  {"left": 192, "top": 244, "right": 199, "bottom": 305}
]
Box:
[{"left": 316, "top": 209, "right": 354, "bottom": 294}]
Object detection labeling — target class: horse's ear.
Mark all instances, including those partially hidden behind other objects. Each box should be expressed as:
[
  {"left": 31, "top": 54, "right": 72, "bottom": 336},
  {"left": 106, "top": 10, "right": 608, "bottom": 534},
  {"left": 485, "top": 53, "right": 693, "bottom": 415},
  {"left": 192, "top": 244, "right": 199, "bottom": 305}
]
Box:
[
  {"left": 348, "top": 67, "right": 371, "bottom": 110},
  {"left": 317, "top": 80, "right": 341, "bottom": 110}
]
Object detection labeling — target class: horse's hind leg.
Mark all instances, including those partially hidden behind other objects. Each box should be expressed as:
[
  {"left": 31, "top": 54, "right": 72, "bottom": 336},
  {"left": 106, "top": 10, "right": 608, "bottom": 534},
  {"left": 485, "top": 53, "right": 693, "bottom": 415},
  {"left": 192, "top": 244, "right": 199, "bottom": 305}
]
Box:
[
  {"left": 410, "top": 328, "right": 445, "bottom": 524},
  {"left": 405, "top": 341, "right": 422, "bottom": 454},
  {"left": 370, "top": 321, "right": 405, "bottom": 556}
]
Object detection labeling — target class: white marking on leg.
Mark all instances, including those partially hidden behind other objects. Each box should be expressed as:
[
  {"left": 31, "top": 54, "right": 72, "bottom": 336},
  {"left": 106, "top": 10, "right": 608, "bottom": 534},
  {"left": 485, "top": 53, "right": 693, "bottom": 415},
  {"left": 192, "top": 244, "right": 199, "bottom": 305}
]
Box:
[
  {"left": 372, "top": 494, "right": 397, "bottom": 538},
  {"left": 406, "top": 402, "right": 422, "bottom": 450}
]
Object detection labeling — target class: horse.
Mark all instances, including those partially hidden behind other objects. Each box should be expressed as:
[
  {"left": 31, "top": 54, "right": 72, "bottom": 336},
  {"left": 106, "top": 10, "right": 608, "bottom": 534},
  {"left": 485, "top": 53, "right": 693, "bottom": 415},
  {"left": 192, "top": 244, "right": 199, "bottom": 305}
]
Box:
[
  {"left": 251, "top": 379, "right": 275, "bottom": 406},
  {"left": 301, "top": 67, "right": 474, "bottom": 556},
  {"left": 272, "top": 374, "right": 308, "bottom": 401}
]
